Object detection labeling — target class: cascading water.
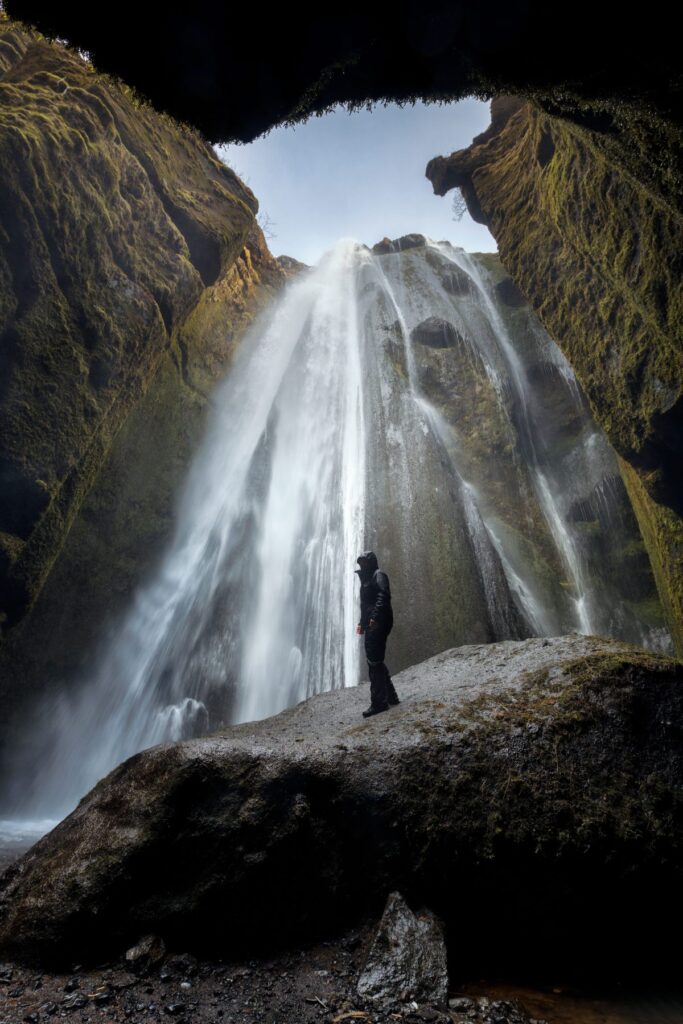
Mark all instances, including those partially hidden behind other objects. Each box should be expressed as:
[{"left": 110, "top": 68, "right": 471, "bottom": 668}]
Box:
[{"left": 5, "top": 236, "right": 671, "bottom": 821}]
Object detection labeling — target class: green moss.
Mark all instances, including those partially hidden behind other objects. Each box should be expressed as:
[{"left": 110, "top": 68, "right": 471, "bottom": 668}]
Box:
[
  {"left": 0, "top": 227, "right": 285, "bottom": 725},
  {"left": 438, "top": 647, "right": 682, "bottom": 859},
  {"left": 0, "top": 19, "right": 259, "bottom": 628},
  {"left": 619, "top": 456, "right": 683, "bottom": 653},
  {"left": 429, "top": 98, "right": 682, "bottom": 648}
]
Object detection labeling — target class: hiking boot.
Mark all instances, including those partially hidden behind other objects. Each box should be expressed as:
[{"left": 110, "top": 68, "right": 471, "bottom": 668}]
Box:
[
  {"left": 362, "top": 704, "right": 389, "bottom": 718},
  {"left": 386, "top": 672, "right": 400, "bottom": 705}
]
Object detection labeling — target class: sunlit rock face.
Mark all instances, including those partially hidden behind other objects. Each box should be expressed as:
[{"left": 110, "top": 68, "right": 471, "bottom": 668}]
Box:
[
  {"left": 0, "top": 20, "right": 261, "bottom": 631},
  {"left": 428, "top": 98, "right": 683, "bottom": 653}
]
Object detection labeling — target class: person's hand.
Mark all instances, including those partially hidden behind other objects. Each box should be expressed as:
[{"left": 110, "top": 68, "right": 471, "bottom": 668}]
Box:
[
  {"left": 356, "top": 623, "right": 364, "bottom": 635},
  {"left": 369, "top": 618, "right": 379, "bottom": 631}
]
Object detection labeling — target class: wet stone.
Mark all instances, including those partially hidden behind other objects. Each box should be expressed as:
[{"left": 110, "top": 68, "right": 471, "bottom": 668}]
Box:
[
  {"left": 357, "top": 892, "right": 448, "bottom": 1010},
  {"left": 62, "top": 992, "right": 88, "bottom": 1011},
  {"left": 125, "top": 933, "right": 166, "bottom": 973}
]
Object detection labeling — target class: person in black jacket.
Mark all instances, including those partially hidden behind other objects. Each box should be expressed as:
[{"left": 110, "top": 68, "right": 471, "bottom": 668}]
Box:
[{"left": 355, "top": 551, "right": 400, "bottom": 717}]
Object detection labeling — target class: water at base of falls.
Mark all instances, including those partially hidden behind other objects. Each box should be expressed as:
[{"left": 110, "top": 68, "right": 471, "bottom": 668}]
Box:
[{"left": 4, "top": 237, "right": 671, "bottom": 821}]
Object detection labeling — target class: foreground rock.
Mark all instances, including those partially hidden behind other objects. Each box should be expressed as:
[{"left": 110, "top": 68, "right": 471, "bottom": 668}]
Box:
[
  {"left": 0, "top": 636, "right": 681, "bottom": 975},
  {"left": 357, "top": 892, "right": 448, "bottom": 1008}
]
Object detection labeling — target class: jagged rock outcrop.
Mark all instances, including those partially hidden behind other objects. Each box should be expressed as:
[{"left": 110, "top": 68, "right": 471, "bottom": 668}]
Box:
[
  {"left": 0, "top": 19, "right": 261, "bottom": 628},
  {"left": 372, "top": 234, "right": 427, "bottom": 255},
  {"left": 427, "top": 97, "right": 683, "bottom": 653},
  {"left": 1, "top": 635, "right": 680, "bottom": 976},
  {"left": 276, "top": 254, "right": 309, "bottom": 278},
  {"left": 0, "top": 20, "right": 285, "bottom": 739},
  {"left": 357, "top": 892, "right": 448, "bottom": 1008}
]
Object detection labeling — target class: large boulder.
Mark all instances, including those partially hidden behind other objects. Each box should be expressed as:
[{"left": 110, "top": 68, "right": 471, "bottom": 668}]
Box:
[{"left": 0, "top": 635, "right": 680, "bottom": 976}]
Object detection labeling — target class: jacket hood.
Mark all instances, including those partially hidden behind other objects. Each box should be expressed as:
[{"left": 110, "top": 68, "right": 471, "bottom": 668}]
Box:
[{"left": 355, "top": 550, "right": 378, "bottom": 575}]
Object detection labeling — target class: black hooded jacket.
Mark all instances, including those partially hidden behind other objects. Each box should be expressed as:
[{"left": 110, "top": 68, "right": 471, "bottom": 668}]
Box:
[{"left": 355, "top": 551, "right": 393, "bottom": 632}]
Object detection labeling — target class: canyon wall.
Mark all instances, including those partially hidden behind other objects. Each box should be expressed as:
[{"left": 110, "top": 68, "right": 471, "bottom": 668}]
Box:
[
  {"left": 427, "top": 98, "right": 683, "bottom": 652},
  {"left": 0, "top": 20, "right": 285, "bottom": 734}
]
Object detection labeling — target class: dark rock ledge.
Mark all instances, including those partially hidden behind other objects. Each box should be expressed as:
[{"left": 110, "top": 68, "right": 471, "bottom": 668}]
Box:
[{"left": 0, "top": 636, "right": 681, "bottom": 977}]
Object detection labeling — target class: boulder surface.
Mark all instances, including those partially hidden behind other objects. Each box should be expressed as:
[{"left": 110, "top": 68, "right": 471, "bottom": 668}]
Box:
[{"left": 0, "top": 635, "right": 680, "bottom": 973}]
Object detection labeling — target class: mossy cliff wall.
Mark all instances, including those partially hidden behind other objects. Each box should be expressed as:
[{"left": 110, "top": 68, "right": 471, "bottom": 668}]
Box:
[
  {"left": 0, "top": 18, "right": 270, "bottom": 628},
  {"left": 427, "top": 98, "right": 683, "bottom": 652},
  {"left": 0, "top": 22, "right": 285, "bottom": 728}
]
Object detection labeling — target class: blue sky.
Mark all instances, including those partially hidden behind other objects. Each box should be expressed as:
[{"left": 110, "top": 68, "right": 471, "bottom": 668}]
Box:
[{"left": 217, "top": 99, "right": 496, "bottom": 266}]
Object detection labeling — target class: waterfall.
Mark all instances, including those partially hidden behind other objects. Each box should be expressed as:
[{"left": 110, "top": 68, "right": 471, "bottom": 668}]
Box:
[{"left": 6, "top": 237, "right": 670, "bottom": 820}]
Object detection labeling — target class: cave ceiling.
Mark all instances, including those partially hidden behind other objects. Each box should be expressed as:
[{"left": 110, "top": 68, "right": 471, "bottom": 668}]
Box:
[{"left": 6, "top": 1, "right": 681, "bottom": 144}]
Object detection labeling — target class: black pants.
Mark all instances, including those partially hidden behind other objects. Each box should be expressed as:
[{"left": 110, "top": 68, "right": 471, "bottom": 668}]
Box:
[{"left": 364, "top": 622, "right": 397, "bottom": 709}]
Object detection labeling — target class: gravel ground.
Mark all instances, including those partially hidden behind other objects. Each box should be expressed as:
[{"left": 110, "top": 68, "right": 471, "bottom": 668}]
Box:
[{"left": 0, "top": 924, "right": 461, "bottom": 1024}]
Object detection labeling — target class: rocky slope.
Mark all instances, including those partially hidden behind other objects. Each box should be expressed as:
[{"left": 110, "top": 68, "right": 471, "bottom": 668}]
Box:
[
  {"left": 0, "top": 20, "right": 285, "bottom": 736},
  {"left": 427, "top": 98, "right": 683, "bottom": 653},
  {"left": 1, "top": 635, "right": 680, "bottom": 978}
]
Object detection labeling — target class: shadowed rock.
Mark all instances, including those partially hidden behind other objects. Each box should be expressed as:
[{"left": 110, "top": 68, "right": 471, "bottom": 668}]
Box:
[
  {"left": 410, "top": 317, "right": 465, "bottom": 349},
  {"left": 0, "top": 636, "right": 680, "bottom": 977},
  {"left": 495, "top": 277, "right": 526, "bottom": 307}
]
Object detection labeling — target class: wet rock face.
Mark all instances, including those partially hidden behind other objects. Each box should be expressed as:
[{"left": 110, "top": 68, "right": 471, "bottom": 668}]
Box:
[
  {"left": 0, "top": 635, "right": 680, "bottom": 978},
  {"left": 427, "top": 97, "right": 683, "bottom": 653},
  {"left": 441, "top": 265, "right": 473, "bottom": 297},
  {"left": 0, "top": 20, "right": 259, "bottom": 630},
  {"left": 410, "top": 317, "right": 466, "bottom": 349},
  {"left": 495, "top": 277, "right": 526, "bottom": 308},
  {"left": 357, "top": 892, "right": 448, "bottom": 1008}
]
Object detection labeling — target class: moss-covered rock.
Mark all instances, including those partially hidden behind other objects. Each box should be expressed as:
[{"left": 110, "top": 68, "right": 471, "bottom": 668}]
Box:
[
  {"left": 0, "top": 225, "right": 285, "bottom": 736},
  {"left": 0, "top": 635, "right": 680, "bottom": 978},
  {"left": 0, "top": 21, "right": 286, "bottom": 745},
  {"left": 5, "top": 2, "right": 681, "bottom": 219},
  {"left": 427, "top": 97, "right": 683, "bottom": 651},
  {"left": 0, "top": 19, "right": 260, "bottom": 629}
]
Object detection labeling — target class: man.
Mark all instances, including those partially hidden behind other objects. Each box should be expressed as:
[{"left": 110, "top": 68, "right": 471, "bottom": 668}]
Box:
[{"left": 355, "top": 551, "right": 400, "bottom": 717}]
